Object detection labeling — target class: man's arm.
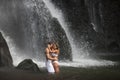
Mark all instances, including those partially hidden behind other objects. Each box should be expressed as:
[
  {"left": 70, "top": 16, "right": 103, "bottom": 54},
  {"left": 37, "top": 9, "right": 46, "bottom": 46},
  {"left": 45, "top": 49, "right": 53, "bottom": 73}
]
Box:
[{"left": 45, "top": 48, "right": 58, "bottom": 61}]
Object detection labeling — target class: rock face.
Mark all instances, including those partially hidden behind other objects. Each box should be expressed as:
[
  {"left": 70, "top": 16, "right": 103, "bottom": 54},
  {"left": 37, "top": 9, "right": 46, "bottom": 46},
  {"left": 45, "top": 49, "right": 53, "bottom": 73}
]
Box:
[
  {"left": 16, "top": 59, "right": 41, "bottom": 73},
  {"left": 0, "top": 32, "right": 13, "bottom": 67}
]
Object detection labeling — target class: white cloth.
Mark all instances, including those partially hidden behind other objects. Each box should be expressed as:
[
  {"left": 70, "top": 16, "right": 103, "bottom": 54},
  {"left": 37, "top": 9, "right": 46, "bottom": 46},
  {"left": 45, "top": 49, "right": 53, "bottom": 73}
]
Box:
[
  {"left": 46, "top": 60, "right": 55, "bottom": 73},
  {"left": 51, "top": 53, "right": 58, "bottom": 57}
]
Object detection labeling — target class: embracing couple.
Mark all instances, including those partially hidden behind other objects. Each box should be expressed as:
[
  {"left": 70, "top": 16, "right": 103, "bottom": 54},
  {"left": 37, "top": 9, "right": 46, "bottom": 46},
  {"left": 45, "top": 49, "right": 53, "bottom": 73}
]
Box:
[{"left": 45, "top": 42, "right": 60, "bottom": 74}]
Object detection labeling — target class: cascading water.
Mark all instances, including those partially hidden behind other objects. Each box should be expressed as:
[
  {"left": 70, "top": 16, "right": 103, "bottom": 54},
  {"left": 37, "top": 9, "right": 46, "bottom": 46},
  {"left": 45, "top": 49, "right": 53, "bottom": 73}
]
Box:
[
  {"left": 0, "top": 0, "right": 72, "bottom": 66},
  {"left": 43, "top": 0, "right": 87, "bottom": 61},
  {"left": 0, "top": 0, "right": 116, "bottom": 67},
  {"left": 42, "top": 0, "right": 116, "bottom": 67}
]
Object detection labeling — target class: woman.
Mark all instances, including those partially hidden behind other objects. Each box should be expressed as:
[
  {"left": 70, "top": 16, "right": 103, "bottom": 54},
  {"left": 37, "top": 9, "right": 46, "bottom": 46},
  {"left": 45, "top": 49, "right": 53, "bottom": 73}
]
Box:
[
  {"left": 50, "top": 42, "right": 60, "bottom": 74},
  {"left": 45, "top": 42, "right": 58, "bottom": 74}
]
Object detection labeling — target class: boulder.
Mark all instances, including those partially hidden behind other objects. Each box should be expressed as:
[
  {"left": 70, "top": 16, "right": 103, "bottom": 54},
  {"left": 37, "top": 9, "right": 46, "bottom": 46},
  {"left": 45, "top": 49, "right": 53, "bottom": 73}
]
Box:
[
  {"left": 0, "top": 32, "right": 13, "bottom": 67},
  {"left": 16, "top": 59, "right": 41, "bottom": 73}
]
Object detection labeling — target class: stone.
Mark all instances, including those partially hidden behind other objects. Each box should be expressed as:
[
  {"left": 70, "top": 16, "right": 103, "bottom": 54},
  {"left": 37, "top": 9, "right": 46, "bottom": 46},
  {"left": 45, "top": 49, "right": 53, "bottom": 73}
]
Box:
[
  {"left": 0, "top": 32, "right": 13, "bottom": 67},
  {"left": 16, "top": 59, "right": 41, "bottom": 73}
]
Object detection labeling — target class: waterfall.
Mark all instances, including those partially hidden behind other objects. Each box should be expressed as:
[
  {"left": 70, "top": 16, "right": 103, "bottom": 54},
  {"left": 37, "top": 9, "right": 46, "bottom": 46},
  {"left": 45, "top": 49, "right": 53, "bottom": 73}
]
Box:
[
  {"left": 42, "top": 0, "right": 86, "bottom": 61},
  {"left": 0, "top": 0, "right": 117, "bottom": 67},
  {"left": 42, "top": 0, "right": 116, "bottom": 67}
]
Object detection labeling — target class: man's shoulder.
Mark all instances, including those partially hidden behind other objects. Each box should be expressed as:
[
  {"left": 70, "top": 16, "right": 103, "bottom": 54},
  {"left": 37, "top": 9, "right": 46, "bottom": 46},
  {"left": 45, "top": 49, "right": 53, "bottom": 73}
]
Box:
[
  {"left": 45, "top": 48, "right": 49, "bottom": 52},
  {"left": 45, "top": 48, "right": 48, "bottom": 50}
]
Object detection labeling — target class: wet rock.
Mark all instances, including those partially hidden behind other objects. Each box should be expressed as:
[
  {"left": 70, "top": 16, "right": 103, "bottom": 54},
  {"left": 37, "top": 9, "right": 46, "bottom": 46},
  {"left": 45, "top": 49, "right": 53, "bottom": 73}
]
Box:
[
  {"left": 16, "top": 59, "right": 41, "bottom": 73},
  {"left": 0, "top": 32, "right": 13, "bottom": 67}
]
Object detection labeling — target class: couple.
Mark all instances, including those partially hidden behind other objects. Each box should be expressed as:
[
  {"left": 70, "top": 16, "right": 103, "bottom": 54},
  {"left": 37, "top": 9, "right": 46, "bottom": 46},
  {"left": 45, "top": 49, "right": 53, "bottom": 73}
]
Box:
[{"left": 45, "top": 42, "right": 60, "bottom": 74}]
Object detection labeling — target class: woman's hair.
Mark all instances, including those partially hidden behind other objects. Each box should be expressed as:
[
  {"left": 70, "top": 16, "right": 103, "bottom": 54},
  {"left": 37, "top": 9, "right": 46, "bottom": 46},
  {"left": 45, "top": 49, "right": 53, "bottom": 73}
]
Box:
[{"left": 53, "top": 42, "right": 59, "bottom": 50}]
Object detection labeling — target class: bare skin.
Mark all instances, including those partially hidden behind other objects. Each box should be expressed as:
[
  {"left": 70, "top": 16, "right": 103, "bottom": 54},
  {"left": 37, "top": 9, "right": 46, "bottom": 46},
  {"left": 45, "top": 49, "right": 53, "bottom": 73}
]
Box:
[
  {"left": 52, "top": 50, "right": 60, "bottom": 74},
  {"left": 45, "top": 44, "right": 58, "bottom": 61},
  {"left": 50, "top": 44, "right": 60, "bottom": 74}
]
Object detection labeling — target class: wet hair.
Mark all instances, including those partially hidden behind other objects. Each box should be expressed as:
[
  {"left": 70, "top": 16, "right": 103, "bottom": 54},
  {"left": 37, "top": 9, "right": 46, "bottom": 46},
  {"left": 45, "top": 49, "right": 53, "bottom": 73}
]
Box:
[
  {"left": 48, "top": 41, "right": 53, "bottom": 45},
  {"left": 53, "top": 42, "right": 59, "bottom": 50}
]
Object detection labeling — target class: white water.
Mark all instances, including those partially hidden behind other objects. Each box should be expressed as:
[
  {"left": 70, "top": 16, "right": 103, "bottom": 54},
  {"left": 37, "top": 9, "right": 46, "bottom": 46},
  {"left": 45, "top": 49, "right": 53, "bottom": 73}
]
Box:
[
  {"left": 0, "top": 0, "right": 117, "bottom": 67},
  {"left": 0, "top": 23, "right": 117, "bottom": 67},
  {"left": 33, "top": 59, "right": 116, "bottom": 68},
  {"left": 42, "top": 0, "right": 84, "bottom": 61}
]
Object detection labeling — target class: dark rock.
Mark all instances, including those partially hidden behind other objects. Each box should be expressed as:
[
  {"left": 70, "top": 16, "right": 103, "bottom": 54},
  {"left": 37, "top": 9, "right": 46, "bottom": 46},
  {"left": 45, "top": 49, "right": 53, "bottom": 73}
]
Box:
[
  {"left": 16, "top": 59, "right": 41, "bottom": 73},
  {"left": 0, "top": 32, "right": 13, "bottom": 67},
  {"left": 107, "top": 41, "right": 120, "bottom": 52}
]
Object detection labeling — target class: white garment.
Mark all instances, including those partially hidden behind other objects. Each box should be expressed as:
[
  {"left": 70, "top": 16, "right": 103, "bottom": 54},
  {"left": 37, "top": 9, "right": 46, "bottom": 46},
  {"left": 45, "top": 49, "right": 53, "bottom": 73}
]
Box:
[
  {"left": 46, "top": 60, "right": 55, "bottom": 73},
  {"left": 51, "top": 53, "right": 58, "bottom": 57}
]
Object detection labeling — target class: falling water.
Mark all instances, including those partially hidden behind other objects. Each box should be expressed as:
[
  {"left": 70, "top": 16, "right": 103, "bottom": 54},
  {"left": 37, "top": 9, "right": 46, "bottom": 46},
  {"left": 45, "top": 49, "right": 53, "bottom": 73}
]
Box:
[
  {"left": 42, "top": 0, "right": 116, "bottom": 67},
  {"left": 0, "top": 0, "right": 117, "bottom": 67},
  {"left": 43, "top": 0, "right": 85, "bottom": 61}
]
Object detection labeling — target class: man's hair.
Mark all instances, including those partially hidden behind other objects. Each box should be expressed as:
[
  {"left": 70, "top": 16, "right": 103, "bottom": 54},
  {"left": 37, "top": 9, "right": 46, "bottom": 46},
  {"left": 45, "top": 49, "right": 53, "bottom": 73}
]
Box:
[{"left": 48, "top": 41, "right": 53, "bottom": 45}]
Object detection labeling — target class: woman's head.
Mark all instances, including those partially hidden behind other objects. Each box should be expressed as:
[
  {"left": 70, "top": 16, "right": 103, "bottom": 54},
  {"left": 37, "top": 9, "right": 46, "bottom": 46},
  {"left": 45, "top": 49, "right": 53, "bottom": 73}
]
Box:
[{"left": 53, "top": 42, "right": 59, "bottom": 50}]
